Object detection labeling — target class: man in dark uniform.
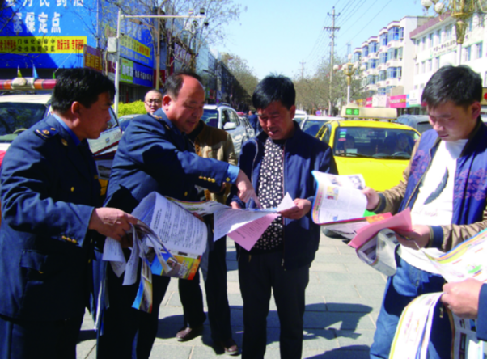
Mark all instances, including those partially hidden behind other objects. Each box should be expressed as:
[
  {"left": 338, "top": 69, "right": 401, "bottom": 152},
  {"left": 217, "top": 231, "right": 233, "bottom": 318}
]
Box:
[
  {"left": 97, "top": 71, "right": 256, "bottom": 359},
  {"left": 0, "top": 68, "right": 137, "bottom": 359}
]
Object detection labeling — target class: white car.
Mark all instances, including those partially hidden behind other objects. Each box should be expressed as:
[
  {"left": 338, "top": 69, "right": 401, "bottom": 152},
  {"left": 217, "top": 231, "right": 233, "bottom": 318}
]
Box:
[{"left": 201, "top": 104, "right": 254, "bottom": 156}]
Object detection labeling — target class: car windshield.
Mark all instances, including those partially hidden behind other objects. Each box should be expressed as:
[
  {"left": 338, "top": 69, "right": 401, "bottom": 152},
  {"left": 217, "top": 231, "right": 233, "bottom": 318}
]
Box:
[
  {"left": 0, "top": 102, "right": 48, "bottom": 142},
  {"left": 302, "top": 120, "right": 325, "bottom": 137},
  {"left": 333, "top": 127, "right": 419, "bottom": 159},
  {"left": 201, "top": 109, "right": 219, "bottom": 128}
]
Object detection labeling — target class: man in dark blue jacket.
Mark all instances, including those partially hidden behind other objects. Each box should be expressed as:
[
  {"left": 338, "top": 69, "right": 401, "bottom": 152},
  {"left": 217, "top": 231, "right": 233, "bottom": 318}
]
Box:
[
  {"left": 230, "top": 75, "right": 337, "bottom": 359},
  {"left": 97, "top": 71, "right": 256, "bottom": 359},
  {"left": 0, "top": 68, "right": 137, "bottom": 359}
]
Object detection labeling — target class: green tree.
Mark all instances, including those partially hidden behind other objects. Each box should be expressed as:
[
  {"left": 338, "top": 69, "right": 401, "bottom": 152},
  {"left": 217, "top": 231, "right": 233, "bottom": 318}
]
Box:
[{"left": 221, "top": 53, "right": 259, "bottom": 99}]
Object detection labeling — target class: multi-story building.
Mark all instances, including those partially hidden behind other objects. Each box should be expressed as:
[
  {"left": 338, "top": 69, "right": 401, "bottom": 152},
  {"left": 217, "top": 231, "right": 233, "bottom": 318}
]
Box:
[
  {"left": 358, "top": 16, "right": 430, "bottom": 100},
  {"left": 409, "top": 12, "right": 487, "bottom": 114}
]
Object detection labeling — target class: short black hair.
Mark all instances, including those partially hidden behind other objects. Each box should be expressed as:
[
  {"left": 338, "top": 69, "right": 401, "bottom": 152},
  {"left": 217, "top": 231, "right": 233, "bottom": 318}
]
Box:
[
  {"left": 51, "top": 68, "right": 115, "bottom": 113},
  {"left": 422, "top": 65, "right": 482, "bottom": 109},
  {"left": 252, "top": 75, "right": 295, "bottom": 110},
  {"left": 163, "top": 71, "right": 202, "bottom": 98}
]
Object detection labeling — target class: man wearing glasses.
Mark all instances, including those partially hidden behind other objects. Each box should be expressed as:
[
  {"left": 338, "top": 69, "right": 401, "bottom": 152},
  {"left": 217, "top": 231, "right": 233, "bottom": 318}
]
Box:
[{"left": 144, "top": 89, "right": 163, "bottom": 115}]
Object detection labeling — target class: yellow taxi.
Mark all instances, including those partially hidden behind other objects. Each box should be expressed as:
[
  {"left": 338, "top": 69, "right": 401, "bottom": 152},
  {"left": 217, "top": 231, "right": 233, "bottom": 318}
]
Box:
[{"left": 316, "top": 119, "right": 420, "bottom": 191}]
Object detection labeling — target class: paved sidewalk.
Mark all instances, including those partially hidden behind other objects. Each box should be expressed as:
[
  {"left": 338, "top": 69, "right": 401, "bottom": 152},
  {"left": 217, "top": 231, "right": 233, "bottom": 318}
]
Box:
[{"left": 77, "top": 232, "right": 387, "bottom": 358}]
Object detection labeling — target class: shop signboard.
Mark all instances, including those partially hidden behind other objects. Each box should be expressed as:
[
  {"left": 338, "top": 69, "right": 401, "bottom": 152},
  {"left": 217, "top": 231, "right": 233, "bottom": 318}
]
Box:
[
  {"left": 83, "top": 44, "right": 102, "bottom": 72},
  {"left": 120, "top": 58, "right": 133, "bottom": 84},
  {"left": 366, "top": 97, "right": 372, "bottom": 108},
  {"left": 0, "top": 0, "right": 95, "bottom": 68},
  {"left": 372, "top": 94, "right": 388, "bottom": 108},
  {"left": 408, "top": 89, "right": 422, "bottom": 108},
  {"left": 389, "top": 94, "right": 407, "bottom": 108},
  {"left": 133, "top": 61, "right": 152, "bottom": 88}
]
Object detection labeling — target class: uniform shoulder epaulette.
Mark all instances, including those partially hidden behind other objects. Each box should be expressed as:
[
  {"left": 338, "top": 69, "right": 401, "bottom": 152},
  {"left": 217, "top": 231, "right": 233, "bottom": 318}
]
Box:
[{"left": 34, "top": 125, "right": 57, "bottom": 140}]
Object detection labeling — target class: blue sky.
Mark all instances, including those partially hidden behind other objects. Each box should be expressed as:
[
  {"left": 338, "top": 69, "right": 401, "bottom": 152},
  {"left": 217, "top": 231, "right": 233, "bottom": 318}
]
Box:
[{"left": 214, "top": 0, "right": 426, "bottom": 80}]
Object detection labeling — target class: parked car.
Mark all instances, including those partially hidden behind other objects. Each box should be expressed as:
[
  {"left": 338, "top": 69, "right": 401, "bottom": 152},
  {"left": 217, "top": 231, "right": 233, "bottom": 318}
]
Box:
[
  {"left": 316, "top": 119, "right": 420, "bottom": 191},
  {"left": 201, "top": 104, "right": 253, "bottom": 156},
  {"left": 301, "top": 116, "right": 341, "bottom": 137},
  {"left": 294, "top": 110, "right": 308, "bottom": 127},
  {"left": 0, "top": 93, "right": 122, "bottom": 196},
  {"left": 396, "top": 115, "right": 432, "bottom": 134}
]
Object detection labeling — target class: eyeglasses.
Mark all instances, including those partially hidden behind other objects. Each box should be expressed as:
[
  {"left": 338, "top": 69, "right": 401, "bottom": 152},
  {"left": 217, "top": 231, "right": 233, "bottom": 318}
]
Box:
[{"left": 146, "top": 99, "right": 162, "bottom": 104}]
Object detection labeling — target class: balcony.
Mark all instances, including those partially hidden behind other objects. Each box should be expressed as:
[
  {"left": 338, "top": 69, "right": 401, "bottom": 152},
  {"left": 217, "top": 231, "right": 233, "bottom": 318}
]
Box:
[
  {"left": 385, "top": 78, "right": 401, "bottom": 87},
  {"left": 386, "top": 60, "right": 402, "bottom": 67}
]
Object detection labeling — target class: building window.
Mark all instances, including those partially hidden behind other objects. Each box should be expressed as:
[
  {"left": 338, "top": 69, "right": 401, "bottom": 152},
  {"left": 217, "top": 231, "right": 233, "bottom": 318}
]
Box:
[
  {"left": 421, "top": 61, "right": 425, "bottom": 73},
  {"left": 370, "top": 42, "right": 378, "bottom": 54},
  {"left": 388, "top": 27, "right": 401, "bottom": 43},
  {"left": 400, "top": 27, "right": 404, "bottom": 40},
  {"left": 476, "top": 42, "right": 483, "bottom": 59},
  {"left": 428, "top": 59, "right": 432, "bottom": 71},
  {"left": 380, "top": 52, "right": 388, "bottom": 64},
  {"left": 422, "top": 36, "right": 426, "bottom": 50},
  {"left": 468, "top": 17, "right": 473, "bottom": 32},
  {"left": 378, "top": 87, "right": 387, "bottom": 95},
  {"left": 397, "top": 47, "right": 403, "bottom": 60},
  {"left": 387, "top": 67, "right": 401, "bottom": 79},
  {"left": 445, "top": 25, "right": 452, "bottom": 41},
  {"left": 371, "top": 59, "right": 378, "bottom": 69},
  {"left": 362, "top": 46, "right": 369, "bottom": 57},
  {"left": 416, "top": 63, "right": 419, "bottom": 74},
  {"left": 434, "top": 57, "right": 439, "bottom": 71},
  {"left": 464, "top": 45, "right": 472, "bottom": 61},
  {"left": 354, "top": 52, "right": 362, "bottom": 62},
  {"left": 381, "top": 33, "right": 388, "bottom": 46},
  {"left": 379, "top": 70, "right": 387, "bottom": 81},
  {"left": 429, "top": 33, "right": 434, "bottom": 48}
]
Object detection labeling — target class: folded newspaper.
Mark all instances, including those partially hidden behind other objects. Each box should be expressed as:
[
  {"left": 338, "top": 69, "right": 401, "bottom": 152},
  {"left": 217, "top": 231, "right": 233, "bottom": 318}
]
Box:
[
  {"left": 311, "top": 171, "right": 368, "bottom": 225},
  {"left": 366, "top": 229, "right": 487, "bottom": 358},
  {"left": 102, "top": 191, "right": 296, "bottom": 312}
]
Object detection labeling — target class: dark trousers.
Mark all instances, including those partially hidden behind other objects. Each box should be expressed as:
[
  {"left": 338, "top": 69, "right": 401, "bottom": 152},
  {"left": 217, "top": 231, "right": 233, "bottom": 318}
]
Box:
[
  {"left": 0, "top": 314, "right": 83, "bottom": 359},
  {"left": 238, "top": 250, "right": 309, "bottom": 359},
  {"left": 179, "top": 236, "right": 232, "bottom": 342},
  {"left": 96, "top": 265, "right": 170, "bottom": 359}
]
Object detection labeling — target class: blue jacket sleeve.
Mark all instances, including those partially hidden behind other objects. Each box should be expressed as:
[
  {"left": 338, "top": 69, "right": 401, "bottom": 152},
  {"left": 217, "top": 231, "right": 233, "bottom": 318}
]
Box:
[
  {"left": 477, "top": 284, "right": 487, "bottom": 341},
  {"left": 307, "top": 145, "right": 338, "bottom": 204},
  {"left": 123, "top": 120, "right": 231, "bottom": 191},
  {"left": 1, "top": 135, "right": 94, "bottom": 246}
]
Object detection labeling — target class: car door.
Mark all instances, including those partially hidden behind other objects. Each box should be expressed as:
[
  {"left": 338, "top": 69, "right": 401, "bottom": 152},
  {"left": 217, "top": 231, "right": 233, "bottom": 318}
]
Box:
[{"left": 222, "top": 109, "right": 244, "bottom": 155}]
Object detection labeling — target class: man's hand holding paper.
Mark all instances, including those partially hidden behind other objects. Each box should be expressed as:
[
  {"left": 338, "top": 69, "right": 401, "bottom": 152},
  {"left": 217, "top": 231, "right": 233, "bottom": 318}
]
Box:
[
  {"left": 395, "top": 224, "right": 431, "bottom": 250},
  {"left": 442, "top": 279, "right": 483, "bottom": 319},
  {"left": 236, "top": 170, "right": 260, "bottom": 206},
  {"left": 279, "top": 198, "right": 311, "bottom": 220}
]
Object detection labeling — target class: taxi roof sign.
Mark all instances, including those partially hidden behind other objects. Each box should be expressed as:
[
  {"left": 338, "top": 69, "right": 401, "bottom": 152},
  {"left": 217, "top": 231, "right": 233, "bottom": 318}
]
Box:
[
  {"left": 341, "top": 106, "right": 397, "bottom": 120},
  {"left": 345, "top": 108, "right": 359, "bottom": 116}
]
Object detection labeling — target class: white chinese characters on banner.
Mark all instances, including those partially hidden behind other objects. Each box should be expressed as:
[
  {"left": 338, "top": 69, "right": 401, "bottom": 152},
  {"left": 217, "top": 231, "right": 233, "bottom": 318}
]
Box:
[
  {"left": 51, "top": 12, "right": 60, "bottom": 33},
  {"left": 13, "top": 13, "right": 23, "bottom": 33},
  {"left": 38, "top": 12, "right": 48, "bottom": 33}
]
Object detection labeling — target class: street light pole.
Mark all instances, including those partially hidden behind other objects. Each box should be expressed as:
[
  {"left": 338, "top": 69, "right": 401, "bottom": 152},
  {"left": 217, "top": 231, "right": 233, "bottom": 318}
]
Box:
[{"left": 114, "top": 10, "right": 206, "bottom": 114}]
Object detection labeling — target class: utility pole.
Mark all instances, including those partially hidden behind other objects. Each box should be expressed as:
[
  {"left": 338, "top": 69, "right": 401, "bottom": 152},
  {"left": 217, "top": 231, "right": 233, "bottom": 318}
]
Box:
[
  {"left": 324, "top": 6, "right": 340, "bottom": 116},
  {"left": 346, "top": 42, "right": 351, "bottom": 56},
  {"left": 299, "top": 61, "right": 305, "bottom": 79}
]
